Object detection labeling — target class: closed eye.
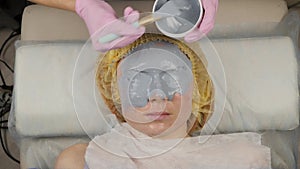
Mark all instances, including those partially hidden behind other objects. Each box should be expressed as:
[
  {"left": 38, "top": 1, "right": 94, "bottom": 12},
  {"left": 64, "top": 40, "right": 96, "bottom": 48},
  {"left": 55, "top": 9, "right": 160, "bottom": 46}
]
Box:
[{"left": 161, "top": 68, "right": 176, "bottom": 73}]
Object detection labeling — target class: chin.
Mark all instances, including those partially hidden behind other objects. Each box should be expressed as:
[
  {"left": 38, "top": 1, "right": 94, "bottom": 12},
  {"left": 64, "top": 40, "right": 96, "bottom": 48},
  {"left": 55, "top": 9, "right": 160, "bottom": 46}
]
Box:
[
  {"left": 129, "top": 120, "right": 188, "bottom": 139},
  {"left": 146, "top": 122, "right": 171, "bottom": 137},
  {"left": 127, "top": 120, "right": 170, "bottom": 136}
]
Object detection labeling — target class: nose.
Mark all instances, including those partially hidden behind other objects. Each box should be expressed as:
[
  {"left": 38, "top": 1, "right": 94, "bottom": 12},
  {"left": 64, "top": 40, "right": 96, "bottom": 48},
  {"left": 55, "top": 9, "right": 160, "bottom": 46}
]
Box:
[
  {"left": 148, "top": 70, "right": 167, "bottom": 103},
  {"left": 148, "top": 89, "right": 167, "bottom": 103},
  {"left": 148, "top": 89, "right": 167, "bottom": 112}
]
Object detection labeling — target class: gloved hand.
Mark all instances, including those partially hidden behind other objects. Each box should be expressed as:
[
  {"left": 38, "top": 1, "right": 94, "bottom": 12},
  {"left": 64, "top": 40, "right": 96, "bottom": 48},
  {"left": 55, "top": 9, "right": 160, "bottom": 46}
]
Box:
[
  {"left": 76, "top": 0, "right": 145, "bottom": 52},
  {"left": 184, "top": 0, "right": 218, "bottom": 43}
]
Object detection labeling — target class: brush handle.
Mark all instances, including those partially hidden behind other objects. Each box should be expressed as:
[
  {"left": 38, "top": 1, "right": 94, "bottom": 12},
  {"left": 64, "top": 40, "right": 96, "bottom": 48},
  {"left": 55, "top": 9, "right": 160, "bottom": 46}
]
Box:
[
  {"left": 98, "top": 21, "right": 140, "bottom": 44},
  {"left": 98, "top": 15, "right": 159, "bottom": 44}
]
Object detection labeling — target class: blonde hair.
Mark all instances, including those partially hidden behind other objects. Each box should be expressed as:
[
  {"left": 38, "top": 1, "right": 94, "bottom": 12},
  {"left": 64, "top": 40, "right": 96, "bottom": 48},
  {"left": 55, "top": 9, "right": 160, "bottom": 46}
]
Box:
[{"left": 96, "top": 33, "right": 214, "bottom": 134}]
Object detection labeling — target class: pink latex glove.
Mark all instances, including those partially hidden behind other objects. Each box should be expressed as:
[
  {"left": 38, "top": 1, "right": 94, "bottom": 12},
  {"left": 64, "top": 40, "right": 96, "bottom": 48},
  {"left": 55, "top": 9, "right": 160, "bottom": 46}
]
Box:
[
  {"left": 184, "top": 0, "right": 218, "bottom": 43},
  {"left": 75, "top": 0, "right": 145, "bottom": 52}
]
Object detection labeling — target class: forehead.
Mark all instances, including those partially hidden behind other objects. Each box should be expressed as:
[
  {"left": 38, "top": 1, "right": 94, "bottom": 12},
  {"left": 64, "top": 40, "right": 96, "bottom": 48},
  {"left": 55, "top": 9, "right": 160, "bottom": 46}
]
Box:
[{"left": 118, "top": 41, "right": 192, "bottom": 71}]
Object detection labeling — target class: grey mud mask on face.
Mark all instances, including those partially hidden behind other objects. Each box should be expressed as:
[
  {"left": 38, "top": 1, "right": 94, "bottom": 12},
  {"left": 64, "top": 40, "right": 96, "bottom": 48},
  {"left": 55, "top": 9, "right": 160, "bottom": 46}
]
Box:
[{"left": 117, "top": 41, "right": 193, "bottom": 108}]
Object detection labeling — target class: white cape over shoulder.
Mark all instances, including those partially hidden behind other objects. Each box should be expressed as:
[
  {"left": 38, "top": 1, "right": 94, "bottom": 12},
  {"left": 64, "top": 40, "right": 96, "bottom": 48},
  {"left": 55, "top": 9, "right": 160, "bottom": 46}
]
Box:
[{"left": 85, "top": 123, "right": 271, "bottom": 169}]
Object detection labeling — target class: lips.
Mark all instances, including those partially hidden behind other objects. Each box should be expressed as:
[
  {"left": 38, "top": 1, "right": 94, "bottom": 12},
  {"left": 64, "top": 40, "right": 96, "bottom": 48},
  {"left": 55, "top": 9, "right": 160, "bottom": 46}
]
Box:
[{"left": 145, "top": 112, "right": 171, "bottom": 120}]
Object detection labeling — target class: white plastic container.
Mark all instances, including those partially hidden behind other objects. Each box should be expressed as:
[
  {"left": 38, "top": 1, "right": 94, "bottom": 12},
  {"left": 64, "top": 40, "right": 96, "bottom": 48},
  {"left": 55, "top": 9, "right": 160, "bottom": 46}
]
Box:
[{"left": 152, "top": 0, "right": 203, "bottom": 38}]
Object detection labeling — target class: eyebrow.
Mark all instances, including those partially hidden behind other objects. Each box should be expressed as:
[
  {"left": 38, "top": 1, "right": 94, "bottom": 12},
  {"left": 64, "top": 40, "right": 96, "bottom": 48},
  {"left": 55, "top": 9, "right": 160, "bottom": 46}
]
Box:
[{"left": 127, "top": 63, "right": 146, "bottom": 72}]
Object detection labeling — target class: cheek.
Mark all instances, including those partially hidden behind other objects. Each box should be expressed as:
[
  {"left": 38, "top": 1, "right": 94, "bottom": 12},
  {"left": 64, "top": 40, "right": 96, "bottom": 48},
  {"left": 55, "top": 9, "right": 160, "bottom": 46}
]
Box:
[
  {"left": 122, "top": 109, "right": 146, "bottom": 123},
  {"left": 173, "top": 86, "right": 193, "bottom": 109},
  {"left": 177, "top": 95, "right": 193, "bottom": 119}
]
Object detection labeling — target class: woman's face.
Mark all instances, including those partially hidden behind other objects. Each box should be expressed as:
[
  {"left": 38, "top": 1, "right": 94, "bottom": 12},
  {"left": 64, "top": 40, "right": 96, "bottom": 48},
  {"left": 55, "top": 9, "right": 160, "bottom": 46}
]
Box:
[{"left": 117, "top": 42, "right": 194, "bottom": 138}]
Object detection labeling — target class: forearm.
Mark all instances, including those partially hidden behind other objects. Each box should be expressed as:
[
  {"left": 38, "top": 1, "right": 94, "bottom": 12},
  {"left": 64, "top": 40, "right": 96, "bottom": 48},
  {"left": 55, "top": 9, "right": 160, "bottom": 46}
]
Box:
[{"left": 28, "top": 0, "right": 76, "bottom": 11}]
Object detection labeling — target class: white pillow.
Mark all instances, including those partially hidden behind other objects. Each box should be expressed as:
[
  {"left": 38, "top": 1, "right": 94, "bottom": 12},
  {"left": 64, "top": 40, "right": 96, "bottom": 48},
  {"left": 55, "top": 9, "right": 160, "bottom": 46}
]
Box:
[
  {"left": 13, "top": 42, "right": 110, "bottom": 137},
  {"left": 212, "top": 36, "right": 299, "bottom": 132},
  {"left": 12, "top": 36, "right": 299, "bottom": 137}
]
